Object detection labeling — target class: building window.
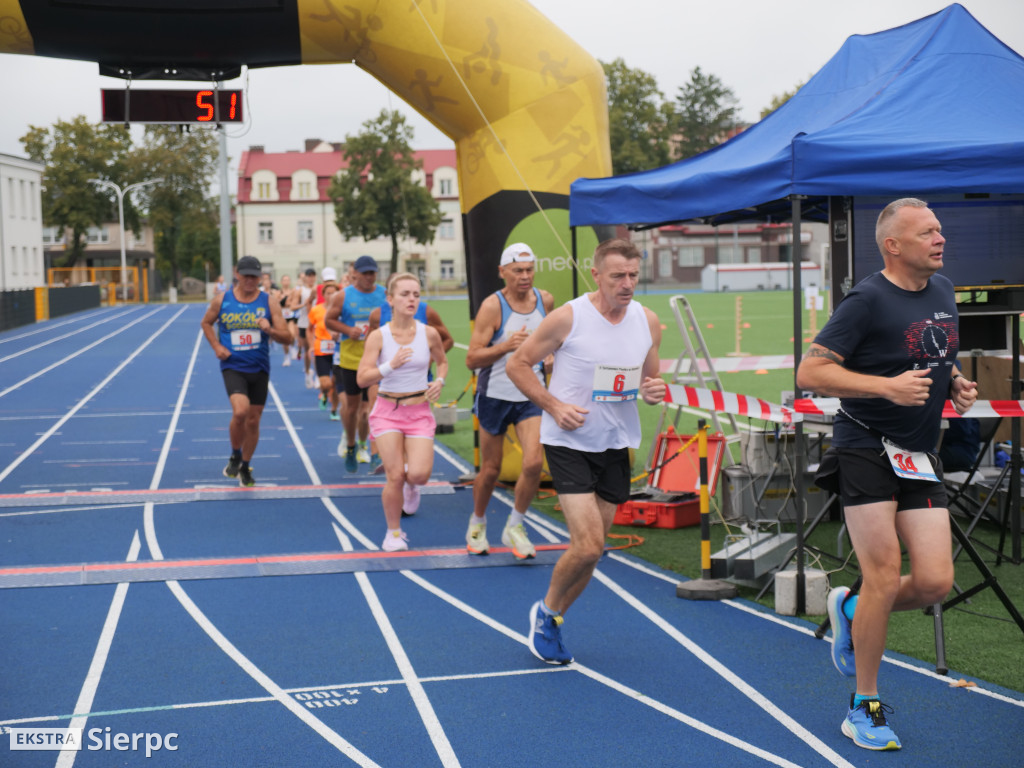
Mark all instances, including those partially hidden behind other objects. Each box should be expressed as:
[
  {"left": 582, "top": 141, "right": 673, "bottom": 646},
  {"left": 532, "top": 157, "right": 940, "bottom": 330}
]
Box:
[
  {"left": 677, "top": 246, "right": 704, "bottom": 267},
  {"left": 20, "top": 179, "right": 27, "bottom": 218},
  {"left": 298, "top": 181, "right": 312, "bottom": 199},
  {"left": 7, "top": 178, "right": 14, "bottom": 217},
  {"left": 440, "top": 259, "right": 455, "bottom": 279},
  {"left": 717, "top": 245, "right": 742, "bottom": 264},
  {"left": 129, "top": 231, "right": 146, "bottom": 248},
  {"left": 86, "top": 226, "right": 109, "bottom": 244},
  {"left": 29, "top": 182, "right": 37, "bottom": 219},
  {"left": 438, "top": 219, "right": 454, "bottom": 240},
  {"left": 297, "top": 220, "right": 314, "bottom": 243},
  {"left": 256, "top": 181, "right": 270, "bottom": 199},
  {"left": 43, "top": 227, "right": 65, "bottom": 245},
  {"left": 747, "top": 247, "right": 761, "bottom": 264},
  {"left": 258, "top": 221, "right": 274, "bottom": 244},
  {"left": 658, "top": 250, "right": 673, "bottom": 278},
  {"left": 439, "top": 178, "right": 453, "bottom": 196}
]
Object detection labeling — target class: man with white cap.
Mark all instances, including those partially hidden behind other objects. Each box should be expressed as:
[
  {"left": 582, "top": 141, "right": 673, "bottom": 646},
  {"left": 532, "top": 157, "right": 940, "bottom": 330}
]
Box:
[{"left": 464, "top": 243, "right": 554, "bottom": 558}]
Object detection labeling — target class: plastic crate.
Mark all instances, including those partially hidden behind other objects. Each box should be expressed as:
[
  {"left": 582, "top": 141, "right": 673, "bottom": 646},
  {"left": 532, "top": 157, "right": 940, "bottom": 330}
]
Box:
[{"left": 613, "top": 494, "right": 700, "bottom": 529}]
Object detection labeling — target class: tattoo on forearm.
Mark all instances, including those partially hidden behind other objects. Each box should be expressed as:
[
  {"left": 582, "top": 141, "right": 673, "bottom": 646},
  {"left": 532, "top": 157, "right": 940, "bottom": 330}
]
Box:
[{"left": 805, "top": 347, "right": 843, "bottom": 365}]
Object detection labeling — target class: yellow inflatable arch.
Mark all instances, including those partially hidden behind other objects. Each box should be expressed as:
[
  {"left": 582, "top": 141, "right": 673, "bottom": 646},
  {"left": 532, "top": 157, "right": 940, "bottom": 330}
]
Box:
[{"left": 1, "top": 0, "right": 611, "bottom": 309}]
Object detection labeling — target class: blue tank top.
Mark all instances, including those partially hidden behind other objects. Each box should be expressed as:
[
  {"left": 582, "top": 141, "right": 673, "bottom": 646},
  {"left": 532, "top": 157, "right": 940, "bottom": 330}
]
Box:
[
  {"left": 338, "top": 284, "right": 387, "bottom": 369},
  {"left": 217, "top": 289, "right": 271, "bottom": 374},
  {"left": 379, "top": 301, "right": 428, "bottom": 325}
]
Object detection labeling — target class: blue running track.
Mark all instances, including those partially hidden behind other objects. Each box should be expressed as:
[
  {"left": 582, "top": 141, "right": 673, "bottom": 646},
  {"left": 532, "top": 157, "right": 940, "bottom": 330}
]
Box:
[{"left": 0, "top": 305, "right": 1021, "bottom": 767}]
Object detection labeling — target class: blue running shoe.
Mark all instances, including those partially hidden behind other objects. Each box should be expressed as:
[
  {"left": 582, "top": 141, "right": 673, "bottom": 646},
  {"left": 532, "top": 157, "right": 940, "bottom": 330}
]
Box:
[
  {"left": 842, "top": 696, "right": 901, "bottom": 751},
  {"left": 827, "top": 586, "right": 856, "bottom": 676},
  {"left": 344, "top": 446, "right": 358, "bottom": 473},
  {"left": 528, "top": 601, "right": 573, "bottom": 665},
  {"left": 369, "top": 453, "right": 383, "bottom": 474}
]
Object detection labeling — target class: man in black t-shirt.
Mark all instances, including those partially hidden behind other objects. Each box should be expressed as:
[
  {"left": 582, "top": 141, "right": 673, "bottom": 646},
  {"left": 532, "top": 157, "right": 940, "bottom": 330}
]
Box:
[{"left": 797, "top": 198, "right": 977, "bottom": 752}]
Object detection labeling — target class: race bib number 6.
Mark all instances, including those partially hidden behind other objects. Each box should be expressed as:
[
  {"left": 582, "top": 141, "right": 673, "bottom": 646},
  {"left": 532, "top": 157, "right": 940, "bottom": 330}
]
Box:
[
  {"left": 230, "top": 329, "right": 261, "bottom": 351},
  {"left": 592, "top": 364, "right": 641, "bottom": 402}
]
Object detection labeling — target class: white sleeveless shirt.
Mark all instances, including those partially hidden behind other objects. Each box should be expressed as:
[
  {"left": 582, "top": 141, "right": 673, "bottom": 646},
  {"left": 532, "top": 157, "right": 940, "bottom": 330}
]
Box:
[
  {"left": 540, "top": 295, "right": 653, "bottom": 451},
  {"left": 378, "top": 321, "right": 431, "bottom": 393}
]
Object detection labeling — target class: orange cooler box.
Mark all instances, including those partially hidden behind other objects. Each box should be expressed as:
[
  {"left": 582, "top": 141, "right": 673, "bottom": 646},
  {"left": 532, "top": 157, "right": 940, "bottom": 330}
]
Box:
[{"left": 613, "top": 431, "right": 726, "bottom": 529}]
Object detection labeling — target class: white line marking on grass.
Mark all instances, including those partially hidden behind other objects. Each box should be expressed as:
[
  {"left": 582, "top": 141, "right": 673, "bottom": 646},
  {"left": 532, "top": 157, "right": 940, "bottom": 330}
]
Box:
[
  {"left": 0, "top": 305, "right": 165, "bottom": 400},
  {"left": 402, "top": 569, "right": 806, "bottom": 768},
  {"left": 0, "top": 307, "right": 139, "bottom": 364},
  {"left": 142, "top": 331, "right": 385, "bottom": 767},
  {"left": 54, "top": 530, "right": 141, "bottom": 768},
  {"left": 0, "top": 307, "right": 186, "bottom": 484}
]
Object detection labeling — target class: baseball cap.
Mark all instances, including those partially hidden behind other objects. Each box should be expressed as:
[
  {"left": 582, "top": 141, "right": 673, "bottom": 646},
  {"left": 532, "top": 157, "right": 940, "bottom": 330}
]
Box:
[
  {"left": 499, "top": 243, "right": 536, "bottom": 266},
  {"left": 354, "top": 255, "right": 378, "bottom": 273},
  {"left": 321, "top": 266, "right": 338, "bottom": 282},
  {"left": 236, "top": 255, "right": 262, "bottom": 277}
]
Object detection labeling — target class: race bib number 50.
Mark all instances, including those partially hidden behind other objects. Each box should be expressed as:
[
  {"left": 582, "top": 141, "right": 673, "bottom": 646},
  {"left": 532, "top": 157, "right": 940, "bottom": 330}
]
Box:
[
  {"left": 230, "top": 329, "right": 261, "bottom": 351},
  {"left": 592, "top": 364, "right": 641, "bottom": 402}
]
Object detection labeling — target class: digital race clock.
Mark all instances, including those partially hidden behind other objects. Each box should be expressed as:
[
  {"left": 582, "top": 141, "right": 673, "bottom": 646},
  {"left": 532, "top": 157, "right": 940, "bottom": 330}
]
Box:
[{"left": 101, "top": 89, "right": 243, "bottom": 124}]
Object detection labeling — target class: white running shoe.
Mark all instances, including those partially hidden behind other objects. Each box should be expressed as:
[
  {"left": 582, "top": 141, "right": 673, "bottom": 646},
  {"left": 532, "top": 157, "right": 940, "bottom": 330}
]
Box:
[
  {"left": 402, "top": 482, "right": 421, "bottom": 516},
  {"left": 501, "top": 520, "right": 536, "bottom": 559},
  {"left": 305, "top": 370, "right": 316, "bottom": 389},
  {"left": 466, "top": 521, "right": 489, "bottom": 555},
  {"left": 282, "top": 354, "right": 291, "bottom": 367},
  {"left": 382, "top": 530, "right": 409, "bottom": 552},
  {"left": 356, "top": 444, "right": 371, "bottom": 464}
]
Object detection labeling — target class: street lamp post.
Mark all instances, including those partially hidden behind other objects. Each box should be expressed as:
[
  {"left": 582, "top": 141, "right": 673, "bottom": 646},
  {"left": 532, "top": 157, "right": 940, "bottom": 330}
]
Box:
[{"left": 89, "top": 177, "right": 163, "bottom": 303}]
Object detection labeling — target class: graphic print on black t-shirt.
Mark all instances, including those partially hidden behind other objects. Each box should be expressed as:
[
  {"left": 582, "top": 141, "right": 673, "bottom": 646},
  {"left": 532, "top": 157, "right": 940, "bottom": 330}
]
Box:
[{"left": 906, "top": 318, "right": 958, "bottom": 363}]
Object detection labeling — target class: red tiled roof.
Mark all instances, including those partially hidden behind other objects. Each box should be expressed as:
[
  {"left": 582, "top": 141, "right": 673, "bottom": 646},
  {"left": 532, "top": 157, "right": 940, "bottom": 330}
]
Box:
[{"left": 237, "top": 145, "right": 456, "bottom": 203}]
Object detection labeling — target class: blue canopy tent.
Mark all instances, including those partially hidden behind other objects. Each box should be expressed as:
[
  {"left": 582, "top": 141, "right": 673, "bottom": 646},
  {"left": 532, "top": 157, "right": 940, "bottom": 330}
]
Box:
[
  {"left": 569, "top": 4, "right": 1024, "bottom": 609},
  {"left": 570, "top": 3, "right": 1024, "bottom": 228}
]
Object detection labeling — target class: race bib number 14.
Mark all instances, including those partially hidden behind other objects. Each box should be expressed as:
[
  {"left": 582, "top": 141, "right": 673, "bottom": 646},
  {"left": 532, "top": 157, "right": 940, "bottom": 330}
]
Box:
[
  {"left": 882, "top": 437, "right": 939, "bottom": 482},
  {"left": 592, "top": 364, "right": 641, "bottom": 402}
]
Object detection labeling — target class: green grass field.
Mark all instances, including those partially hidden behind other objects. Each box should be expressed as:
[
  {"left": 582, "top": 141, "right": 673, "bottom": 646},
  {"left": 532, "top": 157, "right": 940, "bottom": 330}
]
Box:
[{"left": 429, "top": 289, "right": 1024, "bottom": 694}]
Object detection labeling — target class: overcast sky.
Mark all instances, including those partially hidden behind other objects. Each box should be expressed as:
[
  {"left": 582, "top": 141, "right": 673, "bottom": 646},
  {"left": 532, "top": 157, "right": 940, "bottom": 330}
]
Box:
[{"left": 2, "top": 0, "right": 1022, "bottom": 184}]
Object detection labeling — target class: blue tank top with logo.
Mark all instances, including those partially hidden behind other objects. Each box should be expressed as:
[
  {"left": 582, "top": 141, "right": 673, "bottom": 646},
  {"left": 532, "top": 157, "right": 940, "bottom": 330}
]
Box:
[{"left": 217, "top": 289, "right": 271, "bottom": 374}]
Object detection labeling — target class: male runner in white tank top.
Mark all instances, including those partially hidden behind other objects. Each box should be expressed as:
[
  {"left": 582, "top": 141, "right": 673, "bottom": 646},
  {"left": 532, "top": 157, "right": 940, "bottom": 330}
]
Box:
[
  {"left": 507, "top": 238, "right": 666, "bottom": 664},
  {"left": 465, "top": 243, "right": 554, "bottom": 559}
]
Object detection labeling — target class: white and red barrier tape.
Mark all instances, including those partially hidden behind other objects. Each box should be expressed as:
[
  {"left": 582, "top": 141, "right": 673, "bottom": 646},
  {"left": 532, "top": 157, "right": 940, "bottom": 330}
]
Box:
[{"left": 666, "top": 384, "right": 1024, "bottom": 423}]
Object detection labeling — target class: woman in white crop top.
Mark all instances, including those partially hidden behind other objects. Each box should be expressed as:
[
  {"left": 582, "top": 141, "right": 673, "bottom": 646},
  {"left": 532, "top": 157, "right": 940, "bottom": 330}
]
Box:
[{"left": 357, "top": 273, "right": 448, "bottom": 552}]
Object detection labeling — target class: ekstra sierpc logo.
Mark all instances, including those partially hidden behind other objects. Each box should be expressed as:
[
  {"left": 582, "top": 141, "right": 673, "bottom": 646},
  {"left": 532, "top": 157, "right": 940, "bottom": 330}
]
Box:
[{"left": 9, "top": 728, "right": 83, "bottom": 751}]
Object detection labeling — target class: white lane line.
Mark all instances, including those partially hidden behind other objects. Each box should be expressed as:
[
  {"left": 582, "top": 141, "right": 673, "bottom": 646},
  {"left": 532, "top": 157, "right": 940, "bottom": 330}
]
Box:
[
  {"left": 272, "top": 380, "right": 460, "bottom": 766},
  {"left": 0, "top": 305, "right": 165, "bottom": 400},
  {"left": 0, "top": 306, "right": 186, "bottom": 484},
  {"left": 266, "top": 381, "right": 374, "bottom": 550},
  {"left": 0, "top": 307, "right": 140, "bottom": 364},
  {"left": 0, "top": 307, "right": 116, "bottom": 345},
  {"left": 401, "top": 569, "right": 803, "bottom": 768},
  {"left": 54, "top": 530, "right": 141, "bottom": 768},
  {"left": 591, "top": 568, "right": 856, "bottom": 768},
  {"left": 351, "top": 567, "right": 460, "bottom": 768},
  {"left": 142, "top": 331, "right": 382, "bottom": 766}
]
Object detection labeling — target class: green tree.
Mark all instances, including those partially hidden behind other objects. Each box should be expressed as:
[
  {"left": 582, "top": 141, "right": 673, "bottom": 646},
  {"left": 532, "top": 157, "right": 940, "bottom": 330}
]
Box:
[
  {"left": 20, "top": 117, "right": 133, "bottom": 266},
  {"left": 601, "top": 58, "right": 674, "bottom": 175},
  {"left": 673, "top": 66, "right": 741, "bottom": 160},
  {"left": 130, "top": 125, "right": 220, "bottom": 286},
  {"left": 328, "top": 110, "right": 442, "bottom": 275},
  {"left": 759, "top": 81, "right": 806, "bottom": 120}
]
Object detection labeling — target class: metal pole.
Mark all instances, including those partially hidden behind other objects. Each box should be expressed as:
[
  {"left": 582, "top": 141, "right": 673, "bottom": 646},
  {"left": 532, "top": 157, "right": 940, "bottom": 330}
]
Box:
[
  {"left": 116, "top": 185, "right": 126, "bottom": 303},
  {"left": 218, "top": 122, "right": 233, "bottom": 281},
  {"left": 791, "top": 195, "right": 806, "bottom": 614}
]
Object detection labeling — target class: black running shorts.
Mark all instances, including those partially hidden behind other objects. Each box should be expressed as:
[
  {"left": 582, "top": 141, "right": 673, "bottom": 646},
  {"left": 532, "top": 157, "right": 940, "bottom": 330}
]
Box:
[
  {"left": 543, "top": 444, "right": 632, "bottom": 505},
  {"left": 221, "top": 368, "right": 269, "bottom": 407},
  {"left": 816, "top": 446, "right": 947, "bottom": 511}
]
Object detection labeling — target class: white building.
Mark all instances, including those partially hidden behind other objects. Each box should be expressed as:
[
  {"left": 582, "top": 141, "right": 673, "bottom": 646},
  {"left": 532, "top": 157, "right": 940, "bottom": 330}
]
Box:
[
  {"left": 236, "top": 139, "right": 463, "bottom": 289},
  {"left": 0, "top": 153, "right": 45, "bottom": 290}
]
